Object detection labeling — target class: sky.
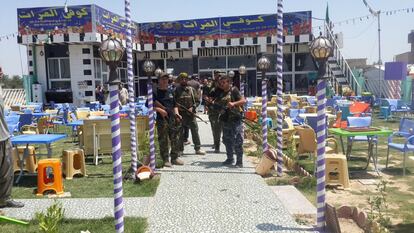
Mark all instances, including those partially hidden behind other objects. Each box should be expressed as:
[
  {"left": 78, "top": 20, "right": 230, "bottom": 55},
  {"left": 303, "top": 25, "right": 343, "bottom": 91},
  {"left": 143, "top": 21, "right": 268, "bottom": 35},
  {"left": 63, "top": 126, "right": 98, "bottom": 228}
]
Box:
[{"left": 0, "top": 0, "right": 413, "bottom": 76}]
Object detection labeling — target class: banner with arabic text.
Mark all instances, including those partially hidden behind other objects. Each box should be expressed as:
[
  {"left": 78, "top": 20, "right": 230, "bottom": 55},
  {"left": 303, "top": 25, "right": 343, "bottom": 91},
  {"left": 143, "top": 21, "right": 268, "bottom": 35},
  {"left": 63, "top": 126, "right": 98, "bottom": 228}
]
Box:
[
  {"left": 94, "top": 5, "right": 139, "bottom": 42},
  {"left": 17, "top": 5, "right": 92, "bottom": 35},
  {"left": 138, "top": 11, "right": 311, "bottom": 43}
]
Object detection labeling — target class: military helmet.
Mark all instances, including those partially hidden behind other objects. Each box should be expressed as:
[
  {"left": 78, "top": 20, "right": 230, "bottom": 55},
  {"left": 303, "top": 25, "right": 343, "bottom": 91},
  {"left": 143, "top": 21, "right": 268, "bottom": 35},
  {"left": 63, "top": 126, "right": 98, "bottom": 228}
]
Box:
[{"left": 177, "top": 72, "right": 189, "bottom": 81}]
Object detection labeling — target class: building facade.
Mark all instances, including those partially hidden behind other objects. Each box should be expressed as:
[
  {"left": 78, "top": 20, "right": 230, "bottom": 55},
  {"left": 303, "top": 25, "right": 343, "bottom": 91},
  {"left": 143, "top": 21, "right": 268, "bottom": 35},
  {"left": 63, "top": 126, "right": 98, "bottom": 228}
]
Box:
[{"left": 17, "top": 4, "right": 317, "bottom": 104}]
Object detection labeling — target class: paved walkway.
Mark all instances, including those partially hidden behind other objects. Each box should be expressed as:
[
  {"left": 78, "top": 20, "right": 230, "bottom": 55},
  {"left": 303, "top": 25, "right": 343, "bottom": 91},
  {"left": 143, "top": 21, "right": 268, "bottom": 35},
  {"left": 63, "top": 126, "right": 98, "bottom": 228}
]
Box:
[
  {"left": 1, "top": 197, "right": 152, "bottom": 220},
  {"left": 147, "top": 115, "right": 313, "bottom": 233}
]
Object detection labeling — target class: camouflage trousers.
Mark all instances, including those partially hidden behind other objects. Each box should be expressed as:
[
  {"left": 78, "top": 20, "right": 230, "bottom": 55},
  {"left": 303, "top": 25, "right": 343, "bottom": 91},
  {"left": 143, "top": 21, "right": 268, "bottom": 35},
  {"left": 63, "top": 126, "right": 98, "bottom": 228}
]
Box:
[
  {"left": 0, "top": 140, "right": 13, "bottom": 201},
  {"left": 208, "top": 113, "right": 222, "bottom": 150},
  {"left": 157, "top": 118, "right": 180, "bottom": 162},
  {"left": 222, "top": 120, "right": 243, "bottom": 163},
  {"left": 178, "top": 114, "right": 201, "bottom": 151}
]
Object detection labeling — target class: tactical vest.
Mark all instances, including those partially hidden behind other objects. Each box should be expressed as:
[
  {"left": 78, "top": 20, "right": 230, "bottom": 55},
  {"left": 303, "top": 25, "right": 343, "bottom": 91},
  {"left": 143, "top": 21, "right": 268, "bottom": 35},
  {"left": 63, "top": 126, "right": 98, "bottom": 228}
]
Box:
[
  {"left": 217, "top": 87, "right": 242, "bottom": 122},
  {"left": 175, "top": 86, "right": 196, "bottom": 109}
]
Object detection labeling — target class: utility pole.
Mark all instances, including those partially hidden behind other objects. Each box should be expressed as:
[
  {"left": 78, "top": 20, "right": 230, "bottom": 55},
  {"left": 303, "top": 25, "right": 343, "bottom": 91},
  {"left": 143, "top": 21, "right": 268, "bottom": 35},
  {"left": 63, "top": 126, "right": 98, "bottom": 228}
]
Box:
[{"left": 377, "top": 11, "right": 383, "bottom": 98}]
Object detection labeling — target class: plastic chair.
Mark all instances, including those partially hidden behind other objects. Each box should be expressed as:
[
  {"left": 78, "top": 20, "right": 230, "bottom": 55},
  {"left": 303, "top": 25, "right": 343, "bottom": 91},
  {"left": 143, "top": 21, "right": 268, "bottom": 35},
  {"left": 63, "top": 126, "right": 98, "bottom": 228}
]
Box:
[
  {"left": 296, "top": 125, "right": 338, "bottom": 157},
  {"left": 386, "top": 118, "right": 414, "bottom": 175},
  {"left": 36, "top": 159, "right": 64, "bottom": 196},
  {"left": 6, "top": 115, "right": 20, "bottom": 135},
  {"left": 347, "top": 116, "right": 377, "bottom": 157},
  {"left": 289, "top": 109, "right": 305, "bottom": 125},
  {"left": 18, "top": 113, "right": 34, "bottom": 131}
]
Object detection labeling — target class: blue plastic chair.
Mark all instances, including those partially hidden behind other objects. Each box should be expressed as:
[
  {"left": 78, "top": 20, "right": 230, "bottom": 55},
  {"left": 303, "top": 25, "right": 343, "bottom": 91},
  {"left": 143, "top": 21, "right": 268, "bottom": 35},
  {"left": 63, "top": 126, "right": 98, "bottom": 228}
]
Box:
[
  {"left": 18, "top": 113, "right": 33, "bottom": 131},
  {"left": 347, "top": 116, "right": 377, "bottom": 156},
  {"left": 289, "top": 109, "right": 305, "bottom": 125},
  {"left": 23, "top": 108, "right": 33, "bottom": 114},
  {"left": 5, "top": 115, "right": 20, "bottom": 135},
  {"left": 290, "top": 101, "right": 299, "bottom": 109},
  {"left": 387, "top": 118, "right": 414, "bottom": 175}
]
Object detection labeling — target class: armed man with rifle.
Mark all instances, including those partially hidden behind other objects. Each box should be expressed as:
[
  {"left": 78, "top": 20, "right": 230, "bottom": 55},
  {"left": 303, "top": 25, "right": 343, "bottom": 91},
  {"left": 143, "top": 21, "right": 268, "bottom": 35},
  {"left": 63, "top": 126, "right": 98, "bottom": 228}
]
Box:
[
  {"left": 154, "top": 73, "right": 184, "bottom": 167},
  {"left": 214, "top": 75, "right": 246, "bottom": 167},
  {"left": 174, "top": 73, "right": 206, "bottom": 155},
  {"left": 203, "top": 70, "right": 223, "bottom": 153}
]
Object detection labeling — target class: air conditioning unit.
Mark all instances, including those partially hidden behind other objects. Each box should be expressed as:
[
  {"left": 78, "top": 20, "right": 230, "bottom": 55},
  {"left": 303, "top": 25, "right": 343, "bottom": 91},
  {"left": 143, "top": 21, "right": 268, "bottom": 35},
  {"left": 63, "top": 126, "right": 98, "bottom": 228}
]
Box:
[{"left": 32, "top": 84, "right": 43, "bottom": 103}]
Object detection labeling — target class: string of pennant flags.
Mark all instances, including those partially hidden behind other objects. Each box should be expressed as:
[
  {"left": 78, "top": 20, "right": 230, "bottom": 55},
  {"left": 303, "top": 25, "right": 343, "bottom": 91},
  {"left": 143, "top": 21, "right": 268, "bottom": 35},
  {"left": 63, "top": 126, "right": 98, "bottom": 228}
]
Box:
[
  {"left": 312, "top": 6, "right": 414, "bottom": 30},
  {"left": 1, "top": 6, "right": 413, "bottom": 43}
]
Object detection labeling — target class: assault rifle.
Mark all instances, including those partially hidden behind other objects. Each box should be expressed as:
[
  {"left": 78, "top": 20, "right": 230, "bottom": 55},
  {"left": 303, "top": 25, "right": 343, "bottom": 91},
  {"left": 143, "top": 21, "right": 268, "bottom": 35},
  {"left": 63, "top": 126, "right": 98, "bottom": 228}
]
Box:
[
  {"left": 154, "top": 100, "right": 181, "bottom": 124},
  {"left": 203, "top": 97, "right": 255, "bottom": 129},
  {"left": 175, "top": 102, "right": 209, "bottom": 124}
]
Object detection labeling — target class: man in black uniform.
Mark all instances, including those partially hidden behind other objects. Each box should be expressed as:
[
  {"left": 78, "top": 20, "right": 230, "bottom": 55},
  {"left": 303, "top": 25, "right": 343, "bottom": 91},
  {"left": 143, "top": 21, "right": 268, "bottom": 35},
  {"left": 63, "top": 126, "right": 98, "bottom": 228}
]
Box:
[
  {"left": 154, "top": 73, "right": 184, "bottom": 167},
  {"left": 215, "top": 75, "right": 246, "bottom": 167}
]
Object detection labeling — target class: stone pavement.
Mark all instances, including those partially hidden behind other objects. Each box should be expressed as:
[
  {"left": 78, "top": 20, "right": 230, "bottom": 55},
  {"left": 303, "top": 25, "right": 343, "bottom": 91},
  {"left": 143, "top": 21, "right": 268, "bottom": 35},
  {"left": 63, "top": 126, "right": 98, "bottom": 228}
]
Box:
[
  {"left": 147, "top": 114, "right": 315, "bottom": 233},
  {"left": 270, "top": 185, "right": 316, "bottom": 216},
  {"left": 1, "top": 197, "right": 152, "bottom": 220}
]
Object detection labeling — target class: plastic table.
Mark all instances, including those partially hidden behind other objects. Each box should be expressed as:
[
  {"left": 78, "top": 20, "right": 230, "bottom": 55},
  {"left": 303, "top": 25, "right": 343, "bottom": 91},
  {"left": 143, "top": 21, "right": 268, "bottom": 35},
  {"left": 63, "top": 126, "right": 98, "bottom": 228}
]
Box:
[
  {"left": 328, "top": 128, "right": 393, "bottom": 173},
  {"left": 11, "top": 134, "right": 66, "bottom": 183}
]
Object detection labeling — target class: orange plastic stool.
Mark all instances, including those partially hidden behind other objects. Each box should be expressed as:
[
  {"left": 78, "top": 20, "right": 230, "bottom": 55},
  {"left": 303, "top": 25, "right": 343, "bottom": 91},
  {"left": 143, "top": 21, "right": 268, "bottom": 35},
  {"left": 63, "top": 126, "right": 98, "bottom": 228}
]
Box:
[
  {"left": 13, "top": 146, "right": 37, "bottom": 173},
  {"left": 245, "top": 110, "right": 257, "bottom": 122},
  {"left": 62, "top": 149, "right": 87, "bottom": 179},
  {"left": 37, "top": 159, "right": 64, "bottom": 196}
]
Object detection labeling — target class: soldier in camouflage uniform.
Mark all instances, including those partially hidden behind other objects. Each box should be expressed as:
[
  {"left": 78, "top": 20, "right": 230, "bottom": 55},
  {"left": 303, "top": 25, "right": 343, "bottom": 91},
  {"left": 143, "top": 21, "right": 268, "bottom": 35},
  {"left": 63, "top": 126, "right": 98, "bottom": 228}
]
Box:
[
  {"left": 154, "top": 73, "right": 184, "bottom": 167},
  {"left": 203, "top": 70, "right": 223, "bottom": 153},
  {"left": 175, "top": 73, "right": 206, "bottom": 155},
  {"left": 215, "top": 75, "right": 246, "bottom": 167}
]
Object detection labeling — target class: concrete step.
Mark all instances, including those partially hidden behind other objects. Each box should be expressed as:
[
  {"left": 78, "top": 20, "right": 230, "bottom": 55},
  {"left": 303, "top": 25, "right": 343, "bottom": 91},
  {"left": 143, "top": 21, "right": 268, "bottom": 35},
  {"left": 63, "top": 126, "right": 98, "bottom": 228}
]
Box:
[{"left": 270, "top": 185, "right": 316, "bottom": 216}]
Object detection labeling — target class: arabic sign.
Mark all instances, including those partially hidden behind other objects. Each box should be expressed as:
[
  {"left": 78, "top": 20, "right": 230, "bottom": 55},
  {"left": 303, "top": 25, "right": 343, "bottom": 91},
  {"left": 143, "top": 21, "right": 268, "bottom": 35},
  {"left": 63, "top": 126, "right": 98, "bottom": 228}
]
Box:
[
  {"left": 94, "top": 5, "right": 139, "bottom": 41},
  {"left": 18, "top": 6, "right": 92, "bottom": 35},
  {"left": 138, "top": 11, "right": 312, "bottom": 43},
  {"left": 17, "top": 4, "right": 311, "bottom": 45}
]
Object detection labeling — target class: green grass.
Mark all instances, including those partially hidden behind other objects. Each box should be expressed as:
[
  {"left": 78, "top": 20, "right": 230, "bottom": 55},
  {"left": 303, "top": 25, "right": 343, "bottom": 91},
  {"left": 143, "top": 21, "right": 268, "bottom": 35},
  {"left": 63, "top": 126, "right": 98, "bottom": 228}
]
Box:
[
  {"left": 11, "top": 126, "right": 162, "bottom": 199},
  {"left": 260, "top": 113, "right": 414, "bottom": 231},
  {"left": 0, "top": 217, "right": 147, "bottom": 233}
]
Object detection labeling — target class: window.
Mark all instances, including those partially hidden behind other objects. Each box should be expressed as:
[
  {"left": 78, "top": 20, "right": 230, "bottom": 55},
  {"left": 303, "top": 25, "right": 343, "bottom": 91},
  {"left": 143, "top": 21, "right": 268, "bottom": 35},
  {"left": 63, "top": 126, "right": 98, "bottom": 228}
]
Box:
[
  {"left": 94, "top": 59, "right": 102, "bottom": 80},
  {"left": 94, "top": 58, "right": 108, "bottom": 86},
  {"left": 48, "top": 58, "right": 71, "bottom": 90},
  {"left": 294, "top": 74, "right": 309, "bottom": 94},
  {"left": 166, "top": 59, "right": 193, "bottom": 75},
  {"left": 295, "top": 53, "right": 316, "bottom": 71},
  {"left": 283, "top": 74, "right": 293, "bottom": 93},
  {"left": 198, "top": 57, "right": 226, "bottom": 70}
]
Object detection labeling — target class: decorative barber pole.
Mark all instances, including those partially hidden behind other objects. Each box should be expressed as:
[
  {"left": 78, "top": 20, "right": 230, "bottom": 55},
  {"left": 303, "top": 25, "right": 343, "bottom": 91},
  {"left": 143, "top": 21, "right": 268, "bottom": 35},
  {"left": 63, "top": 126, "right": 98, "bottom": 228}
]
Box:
[
  {"left": 276, "top": 0, "right": 284, "bottom": 177},
  {"left": 257, "top": 56, "right": 271, "bottom": 152},
  {"left": 143, "top": 60, "right": 156, "bottom": 171},
  {"left": 309, "top": 34, "right": 333, "bottom": 231},
  {"left": 125, "top": 0, "right": 138, "bottom": 176},
  {"left": 100, "top": 37, "right": 125, "bottom": 233}
]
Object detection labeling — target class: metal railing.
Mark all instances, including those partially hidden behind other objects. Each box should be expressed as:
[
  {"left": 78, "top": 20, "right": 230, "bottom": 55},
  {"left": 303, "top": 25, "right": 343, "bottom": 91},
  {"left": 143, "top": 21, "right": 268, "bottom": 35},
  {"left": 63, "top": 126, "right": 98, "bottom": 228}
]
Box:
[{"left": 325, "top": 23, "right": 362, "bottom": 95}]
